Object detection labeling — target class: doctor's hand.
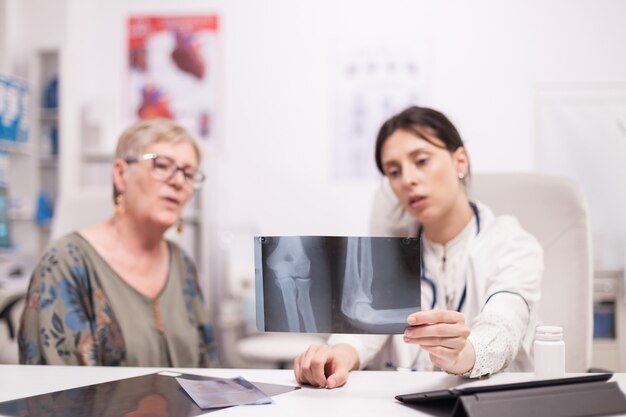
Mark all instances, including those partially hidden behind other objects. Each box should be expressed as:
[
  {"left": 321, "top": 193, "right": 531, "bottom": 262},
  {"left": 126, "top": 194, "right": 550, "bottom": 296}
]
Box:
[
  {"left": 404, "top": 310, "right": 476, "bottom": 375},
  {"left": 293, "top": 343, "right": 359, "bottom": 389}
]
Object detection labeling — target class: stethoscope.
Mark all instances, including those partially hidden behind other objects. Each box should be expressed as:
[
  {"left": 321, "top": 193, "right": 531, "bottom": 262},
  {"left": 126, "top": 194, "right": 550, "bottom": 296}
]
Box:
[{"left": 418, "top": 202, "right": 480, "bottom": 312}]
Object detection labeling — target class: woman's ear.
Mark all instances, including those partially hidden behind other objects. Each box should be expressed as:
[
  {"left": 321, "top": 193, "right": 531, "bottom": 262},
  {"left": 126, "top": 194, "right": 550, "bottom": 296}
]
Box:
[
  {"left": 112, "top": 159, "right": 128, "bottom": 195},
  {"left": 453, "top": 147, "right": 469, "bottom": 178}
]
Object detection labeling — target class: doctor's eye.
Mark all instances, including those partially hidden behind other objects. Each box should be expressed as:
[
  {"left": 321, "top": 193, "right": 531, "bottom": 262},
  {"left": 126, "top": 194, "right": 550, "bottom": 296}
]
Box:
[
  {"left": 386, "top": 168, "right": 401, "bottom": 178},
  {"left": 416, "top": 157, "right": 429, "bottom": 167}
]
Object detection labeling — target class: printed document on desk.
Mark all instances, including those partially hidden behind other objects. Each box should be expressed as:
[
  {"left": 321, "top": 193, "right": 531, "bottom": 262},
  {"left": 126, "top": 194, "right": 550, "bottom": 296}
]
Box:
[{"left": 255, "top": 236, "right": 421, "bottom": 334}]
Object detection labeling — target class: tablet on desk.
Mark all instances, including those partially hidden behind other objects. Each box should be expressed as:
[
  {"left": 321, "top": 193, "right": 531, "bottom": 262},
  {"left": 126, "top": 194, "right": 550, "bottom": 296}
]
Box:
[
  {"left": 0, "top": 371, "right": 299, "bottom": 417},
  {"left": 395, "top": 373, "right": 613, "bottom": 404}
]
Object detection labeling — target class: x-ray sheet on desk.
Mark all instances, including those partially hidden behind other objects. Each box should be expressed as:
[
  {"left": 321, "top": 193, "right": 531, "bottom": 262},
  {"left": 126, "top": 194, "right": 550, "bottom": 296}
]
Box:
[{"left": 255, "top": 236, "right": 421, "bottom": 334}]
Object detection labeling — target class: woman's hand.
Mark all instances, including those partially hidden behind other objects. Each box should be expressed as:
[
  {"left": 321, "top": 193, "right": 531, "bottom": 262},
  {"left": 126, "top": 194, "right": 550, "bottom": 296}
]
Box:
[
  {"left": 293, "top": 343, "right": 359, "bottom": 389},
  {"left": 404, "top": 310, "right": 476, "bottom": 375}
]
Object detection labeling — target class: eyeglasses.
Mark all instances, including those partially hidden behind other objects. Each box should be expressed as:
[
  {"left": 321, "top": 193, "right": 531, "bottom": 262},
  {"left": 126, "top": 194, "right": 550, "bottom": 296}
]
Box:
[{"left": 125, "top": 153, "right": 206, "bottom": 188}]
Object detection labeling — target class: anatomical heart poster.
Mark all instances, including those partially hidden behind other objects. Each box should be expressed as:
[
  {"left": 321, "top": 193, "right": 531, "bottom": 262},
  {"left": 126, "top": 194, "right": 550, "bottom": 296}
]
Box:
[
  {"left": 128, "top": 15, "right": 218, "bottom": 140},
  {"left": 255, "top": 236, "right": 421, "bottom": 334}
]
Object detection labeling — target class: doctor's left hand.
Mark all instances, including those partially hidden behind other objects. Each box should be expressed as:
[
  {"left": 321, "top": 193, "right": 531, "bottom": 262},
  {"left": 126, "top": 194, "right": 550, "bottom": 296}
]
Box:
[{"left": 404, "top": 310, "right": 476, "bottom": 375}]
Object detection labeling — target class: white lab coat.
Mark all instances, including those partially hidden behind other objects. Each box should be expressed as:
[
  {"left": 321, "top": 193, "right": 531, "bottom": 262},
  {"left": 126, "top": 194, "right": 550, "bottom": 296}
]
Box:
[{"left": 328, "top": 201, "right": 543, "bottom": 377}]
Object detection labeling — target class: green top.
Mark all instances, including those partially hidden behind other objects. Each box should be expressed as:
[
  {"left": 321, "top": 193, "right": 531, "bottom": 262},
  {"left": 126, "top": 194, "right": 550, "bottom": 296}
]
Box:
[
  {"left": 82, "top": 234, "right": 197, "bottom": 367},
  {"left": 19, "top": 232, "right": 217, "bottom": 367}
]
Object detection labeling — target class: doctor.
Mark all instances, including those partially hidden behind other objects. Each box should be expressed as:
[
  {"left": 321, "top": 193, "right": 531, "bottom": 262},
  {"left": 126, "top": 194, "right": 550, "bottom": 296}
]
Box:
[{"left": 294, "top": 106, "right": 543, "bottom": 388}]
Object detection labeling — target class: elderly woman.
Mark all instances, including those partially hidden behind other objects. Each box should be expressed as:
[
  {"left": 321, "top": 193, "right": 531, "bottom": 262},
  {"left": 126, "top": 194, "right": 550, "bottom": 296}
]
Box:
[{"left": 18, "top": 119, "right": 216, "bottom": 367}]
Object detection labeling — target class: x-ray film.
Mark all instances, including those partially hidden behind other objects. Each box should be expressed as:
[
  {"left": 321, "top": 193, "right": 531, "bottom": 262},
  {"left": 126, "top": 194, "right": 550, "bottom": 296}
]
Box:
[
  {"left": 176, "top": 376, "right": 272, "bottom": 409},
  {"left": 255, "top": 236, "right": 421, "bottom": 334}
]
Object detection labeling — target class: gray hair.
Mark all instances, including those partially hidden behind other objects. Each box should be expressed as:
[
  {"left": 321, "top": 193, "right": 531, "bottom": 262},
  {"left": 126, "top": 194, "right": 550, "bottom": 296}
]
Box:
[{"left": 112, "top": 118, "right": 202, "bottom": 201}]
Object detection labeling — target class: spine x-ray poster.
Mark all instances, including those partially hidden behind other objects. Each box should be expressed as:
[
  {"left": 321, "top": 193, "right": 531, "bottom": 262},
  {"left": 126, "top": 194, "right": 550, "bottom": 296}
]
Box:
[{"left": 255, "top": 236, "right": 421, "bottom": 334}]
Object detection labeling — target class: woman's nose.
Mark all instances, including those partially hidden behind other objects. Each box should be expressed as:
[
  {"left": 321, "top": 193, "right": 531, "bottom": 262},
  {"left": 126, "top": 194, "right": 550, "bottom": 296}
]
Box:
[
  {"left": 401, "top": 164, "right": 420, "bottom": 187},
  {"left": 168, "top": 168, "right": 187, "bottom": 187}
]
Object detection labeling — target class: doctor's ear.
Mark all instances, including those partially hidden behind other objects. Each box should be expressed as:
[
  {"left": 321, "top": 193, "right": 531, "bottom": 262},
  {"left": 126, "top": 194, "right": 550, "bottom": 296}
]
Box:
[{"left": 452, "top": 147, "right": 469, "bottom": 180}]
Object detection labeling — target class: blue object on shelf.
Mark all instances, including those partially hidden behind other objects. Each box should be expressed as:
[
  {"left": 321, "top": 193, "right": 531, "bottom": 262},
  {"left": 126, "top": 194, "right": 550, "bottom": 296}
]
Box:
[
  {"left": 45, "top": 76, "right": 59, "bottom": 109},
  {"left": 0, "top": 183, "right": 10, "bottom": 248},
  {"left": 50, "top": 125, "right": 59, "bottom": 156},
  {"left": 593, "top": 301, "right": 616, "bottom": 339},
  {"left": 0, "top": 74, "right": 29, "bottom": 142},
  {"left": 35, "top": 192, "right": 54, "bottom": 227}
]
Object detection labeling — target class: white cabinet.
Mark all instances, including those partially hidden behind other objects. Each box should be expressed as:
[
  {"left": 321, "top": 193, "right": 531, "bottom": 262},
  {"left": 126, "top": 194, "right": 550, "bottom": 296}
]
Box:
[
  {"left": 28, "top": 49, "right": 60, "bottom": 254},
  {"left": 4, "top": 142, "right": 39, "bottom": 257},
  {"left": 2, "top": 49, "right": 59, "bottom": 259},
  {"left": 592, "top": 270, "right": 626, "bottom": 372}
]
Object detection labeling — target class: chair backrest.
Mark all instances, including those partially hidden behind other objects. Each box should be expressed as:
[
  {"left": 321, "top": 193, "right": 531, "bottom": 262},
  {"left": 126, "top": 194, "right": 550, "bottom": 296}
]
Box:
[
  {"left": 370, "top": 172, "right": 593, "bottom": 372},
  {"left": 50, "top": 188, "right": 115, "bottom": 241},
  {"left": 0, "top": 293, "right": 26, "bottom": 364}
]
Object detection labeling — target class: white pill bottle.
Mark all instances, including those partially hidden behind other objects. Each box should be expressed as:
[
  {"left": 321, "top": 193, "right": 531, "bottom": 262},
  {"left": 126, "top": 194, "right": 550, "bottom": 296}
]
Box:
[{"left": 534, "top": 325, "right": 565, "bottom": 379}]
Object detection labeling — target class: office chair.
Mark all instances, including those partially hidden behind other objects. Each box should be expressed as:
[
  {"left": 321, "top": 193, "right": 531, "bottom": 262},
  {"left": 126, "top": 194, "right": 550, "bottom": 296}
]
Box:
[
  {"left": 49, "top": 188, "right": 114, "bottom": 241},
  {"left": 0, "top": 294, "right": 24, "bottom": 339},
  {"left": 370, "top": 172, "right": 593, "bottom": 372},
  {"left": 0, "top": 293, "right": 26, "bottom": 363},
  {"left": 0, "top": 189, "right": 115, "bottom": 364}
]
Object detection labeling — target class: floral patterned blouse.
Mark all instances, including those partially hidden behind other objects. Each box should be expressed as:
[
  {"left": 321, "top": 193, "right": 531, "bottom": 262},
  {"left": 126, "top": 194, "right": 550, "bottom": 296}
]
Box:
[{"left": 18, "top": 233, "right": 217, "bottom": 367}]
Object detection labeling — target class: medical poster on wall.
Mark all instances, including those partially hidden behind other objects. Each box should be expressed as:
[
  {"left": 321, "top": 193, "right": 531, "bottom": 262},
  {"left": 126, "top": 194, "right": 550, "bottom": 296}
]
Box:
[
  {"left": 255, "top": 236, "right": 421, "bottom": 334},
  {"left": 128, "top": 15, "right": 218, "bottom": 140},
  {"left": 333, "top": 45, "right": 430, "bottom": 180},
  {"left": 0, "top": 74, "right": 29, "bottom": 143}
]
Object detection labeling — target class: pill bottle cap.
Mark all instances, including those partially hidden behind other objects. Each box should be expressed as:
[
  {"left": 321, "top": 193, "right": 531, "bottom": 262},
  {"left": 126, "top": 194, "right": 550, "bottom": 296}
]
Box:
[{"left": 535, "top": 325, "right": 563, "bottom": 341}]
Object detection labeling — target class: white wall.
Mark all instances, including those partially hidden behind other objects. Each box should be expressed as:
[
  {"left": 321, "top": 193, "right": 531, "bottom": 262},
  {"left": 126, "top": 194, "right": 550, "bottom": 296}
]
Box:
[
  {"left": 50, "top": 0, "right": 626, "bottom": 302},
  {"left": 59, "top": 0, "right": 626, "bottom": 221},
  {"left": 0, "top": 0, "right": 66, "bottom": 76},
  {"left": 0, "top": 0, "right": 8, "bottom": 72},
  {"left": 0, "top": 0, "right": 18, "bottom": 74}
]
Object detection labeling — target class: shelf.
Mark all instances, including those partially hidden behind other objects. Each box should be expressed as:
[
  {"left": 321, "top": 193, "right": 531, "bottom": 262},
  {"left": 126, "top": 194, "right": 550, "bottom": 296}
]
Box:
[
  {"left": 8, "top": 207, "right": 34, "bottom": 221},
  {"left": 82, "top": 152, "right": 114, "bottom": 163},
  {"left": 595, "top": 270, "right": 624, "bottom": 279},
  {"left": 38, "top": 155, "right": 58, "bottom": 168},
  {"left": 181, "top": 214, "right": 200, "bottom": 224},
  {"left": 592, "top": 270, "right": 626, "bottom": 371},
  {"left": 594, "top": 339, "right": 617, "bottom": 346},
  {"left": 0, "top": 140, "right": 34, "bottom": 156},
  {"left": 39, "top": 107, "right": 58, "bottom": 122}
]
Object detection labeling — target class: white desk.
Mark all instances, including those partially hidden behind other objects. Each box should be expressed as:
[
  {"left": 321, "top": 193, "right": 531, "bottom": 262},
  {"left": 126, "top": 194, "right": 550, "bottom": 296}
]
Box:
[{"left": 0, "top": 365, "right": 625, "bottom": 416}]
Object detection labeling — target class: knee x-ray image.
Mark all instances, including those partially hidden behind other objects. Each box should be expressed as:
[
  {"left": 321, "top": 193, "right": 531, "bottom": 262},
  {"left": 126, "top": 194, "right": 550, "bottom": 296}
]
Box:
[{"left": 254, "top": 236, "right": 421, "bottom": 334}]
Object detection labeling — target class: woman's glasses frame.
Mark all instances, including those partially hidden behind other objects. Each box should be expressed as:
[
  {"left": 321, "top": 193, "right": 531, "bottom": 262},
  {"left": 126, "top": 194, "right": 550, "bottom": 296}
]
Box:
[{"left": 125, "top": 153, "right": 205, "bottom": 188}]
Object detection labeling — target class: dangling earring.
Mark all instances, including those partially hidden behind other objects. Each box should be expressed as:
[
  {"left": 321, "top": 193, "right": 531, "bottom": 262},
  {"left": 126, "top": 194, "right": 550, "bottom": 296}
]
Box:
[
  {"left": 114, "top": 195, "right": 125, "bottom": 217},
  {"left": 177, "top": 220, "right": 184, "bottom": 233}
]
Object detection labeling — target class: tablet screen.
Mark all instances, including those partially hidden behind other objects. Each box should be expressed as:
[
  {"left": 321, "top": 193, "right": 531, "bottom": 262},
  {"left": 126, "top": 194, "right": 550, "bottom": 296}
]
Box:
[{"left": 395, "top": 373, "right": 613, "bottom": 404}]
